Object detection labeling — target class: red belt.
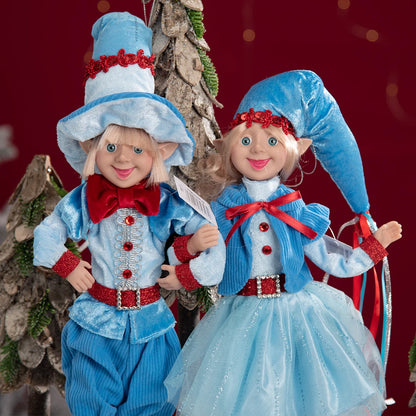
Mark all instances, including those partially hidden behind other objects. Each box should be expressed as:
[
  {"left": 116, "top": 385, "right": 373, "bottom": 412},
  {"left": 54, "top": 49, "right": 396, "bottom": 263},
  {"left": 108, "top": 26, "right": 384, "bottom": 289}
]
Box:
[
  {"left": 238, "top": 274, "right": 285, "bottom": 298},
  {"left": 88, "top": 281, "right": 160, "bottom": 310}
]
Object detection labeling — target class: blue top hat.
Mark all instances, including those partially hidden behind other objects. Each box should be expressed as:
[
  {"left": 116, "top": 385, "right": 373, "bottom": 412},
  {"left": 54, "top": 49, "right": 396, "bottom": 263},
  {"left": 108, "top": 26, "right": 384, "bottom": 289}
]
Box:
[
  {"left": 57, "top": 12, "right": 195, "bottom": 175},
  {"left": 235, "top": 70, "right": 369, "bottom": 215}
]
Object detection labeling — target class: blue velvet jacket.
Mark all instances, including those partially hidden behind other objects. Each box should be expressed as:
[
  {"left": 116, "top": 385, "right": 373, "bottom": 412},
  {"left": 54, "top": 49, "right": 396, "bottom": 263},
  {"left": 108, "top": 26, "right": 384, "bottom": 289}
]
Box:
[
  {"left": 212, "top": 179, "right": 377, "bottom": 296},
  {"left": 33, "top": 181, "right": 225, "bottom": 343}
]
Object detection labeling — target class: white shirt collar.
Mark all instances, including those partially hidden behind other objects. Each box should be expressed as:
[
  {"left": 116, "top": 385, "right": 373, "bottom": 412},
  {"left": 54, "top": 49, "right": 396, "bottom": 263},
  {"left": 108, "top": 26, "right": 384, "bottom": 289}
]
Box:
[{"left": 242, "top": 176, "right": 281, "bottom": 201}]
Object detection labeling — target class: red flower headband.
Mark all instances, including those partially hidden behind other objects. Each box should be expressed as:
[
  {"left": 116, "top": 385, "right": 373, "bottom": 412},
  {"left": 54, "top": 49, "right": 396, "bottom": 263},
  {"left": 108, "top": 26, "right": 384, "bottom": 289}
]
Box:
[
  {"left": 229, "top": 108, "right": 298, "bottom": 140},
  {"left": 84, "top": 48, "right": 155, "bottom": 85}
]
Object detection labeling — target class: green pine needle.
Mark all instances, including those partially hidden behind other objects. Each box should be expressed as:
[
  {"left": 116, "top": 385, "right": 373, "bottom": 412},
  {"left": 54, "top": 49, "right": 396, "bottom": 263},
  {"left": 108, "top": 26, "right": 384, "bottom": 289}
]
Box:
[
  {"left": 195, "top": 286, "right": 216, "bottom": 313},
  {"left": 409, "top": 333, "right": 416, "bottom": 371},
  {"left": 0, "top": 336, "right": 20, "bottom": 386},
  {"left": 65, "top": 240, "right": 82, "bottom": 259},
  {"left": 21, "top": 194, "right": 46, "bottom": 227},
  {"left": 13, "top": 239, "right": 34, "bottom": 277},
  {"left": 49, "top": 175, "right": 68, "bottom": 198},
  {"left": 197, "top": 49, "right": 219, "bottom": 97},
  {"left": 186, "top": 9, "right": 205, "bottom": 39},
  {"left": 28, "top": 290, "right": 56, "bottom": 338}
]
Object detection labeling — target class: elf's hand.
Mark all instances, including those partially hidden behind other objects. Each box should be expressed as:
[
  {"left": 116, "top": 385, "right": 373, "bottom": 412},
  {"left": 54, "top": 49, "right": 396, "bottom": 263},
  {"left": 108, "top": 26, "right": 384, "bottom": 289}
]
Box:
[
  {"left": 373, "top": 221, "right": 402, "bottom": 248},
  {"left": 157, "top": 265, "right": 183, "bottom": 290},
  {"left": 66, "top": 260, "right": 95, "bottom": 292},
  {"left": 187, "top": 224, "right": 220, "bottom": 254}
]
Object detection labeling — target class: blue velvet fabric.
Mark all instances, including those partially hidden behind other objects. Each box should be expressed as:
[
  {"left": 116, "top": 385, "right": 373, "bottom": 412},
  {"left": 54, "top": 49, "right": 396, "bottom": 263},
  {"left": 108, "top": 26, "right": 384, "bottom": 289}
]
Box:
[
  {"left": 213, "top": 182, "right": 330, "bottom": 295},
  {"left": 33, "top": 181, "right": 225, "bottom": 343},
  {"left": 235, "top": 70, "right": 369, "bottom": 215},
  {"left": 57, "top": 12, "right": 195, "bottom": 175}
]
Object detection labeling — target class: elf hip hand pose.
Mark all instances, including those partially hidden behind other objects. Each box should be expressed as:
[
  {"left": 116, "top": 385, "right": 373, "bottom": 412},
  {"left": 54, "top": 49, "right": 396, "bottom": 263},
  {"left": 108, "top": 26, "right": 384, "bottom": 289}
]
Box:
[{"left": 33, "top": 12, "right": 225, "bottom": 416}]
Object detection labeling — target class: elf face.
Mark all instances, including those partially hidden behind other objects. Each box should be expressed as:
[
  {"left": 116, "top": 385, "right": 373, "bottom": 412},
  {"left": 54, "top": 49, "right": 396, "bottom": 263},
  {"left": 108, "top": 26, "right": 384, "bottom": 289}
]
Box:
[
  {"left": 230, "top": 124, "right": 288, "bottom": 181},
  {"left": 95, "top": 133, "right": 154, "bottom": 188}
]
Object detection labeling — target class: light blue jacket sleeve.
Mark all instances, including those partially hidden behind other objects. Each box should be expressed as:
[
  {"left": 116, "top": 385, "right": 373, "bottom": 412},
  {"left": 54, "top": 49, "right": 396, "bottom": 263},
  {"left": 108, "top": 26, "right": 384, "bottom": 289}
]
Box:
[
  {"left": 304, "top": 235, "right": 373, "bottom": 277},
  {"left": 33, "top": 184, "right": 91, "bottom": 268},
  {"left": 155, "top": 185, "right": 225, "bottom": 287},
  {"left": 167, "top": 232, "right": 226, "bottom": 287}
]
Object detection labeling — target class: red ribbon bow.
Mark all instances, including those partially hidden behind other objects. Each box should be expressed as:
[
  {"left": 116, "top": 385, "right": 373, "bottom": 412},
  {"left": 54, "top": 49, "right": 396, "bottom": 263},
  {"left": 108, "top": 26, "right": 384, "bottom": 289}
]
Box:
[
  {"left": 86, "top": 174, "right": 161, "bottom": 224},
  {"left": 224, "top": 191, "right": 317, "bottom": 245}
]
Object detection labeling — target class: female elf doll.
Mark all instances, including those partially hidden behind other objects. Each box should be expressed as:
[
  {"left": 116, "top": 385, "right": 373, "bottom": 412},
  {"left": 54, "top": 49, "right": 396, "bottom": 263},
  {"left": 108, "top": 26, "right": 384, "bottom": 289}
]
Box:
[
  {"left": 165, "top": 70, "right": 402, "bottom": 416},
  {"left": 33, "top": 12, "right": 224, "bottom": 416}
]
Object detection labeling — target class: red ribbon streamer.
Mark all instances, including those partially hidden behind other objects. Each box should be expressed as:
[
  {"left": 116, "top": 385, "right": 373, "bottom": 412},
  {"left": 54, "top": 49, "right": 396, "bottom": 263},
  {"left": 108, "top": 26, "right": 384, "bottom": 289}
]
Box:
[
  {"left": 224, "top": 191, "right": 317, "bottom": 246},
  {"left": 353, "top": 213, "right": 381, "bottom": 340}
]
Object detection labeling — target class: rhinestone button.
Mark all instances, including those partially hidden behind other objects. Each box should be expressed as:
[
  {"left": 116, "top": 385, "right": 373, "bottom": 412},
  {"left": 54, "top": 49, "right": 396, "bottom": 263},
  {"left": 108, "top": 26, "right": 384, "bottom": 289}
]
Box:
[
  {"left": 125, "top": 216, "right": 135, "bottom": 225},
  {"left": 262, "top": 245, "right": 272, "bottom": 255},
  {"left": 123, "top": 269, "right": 132, "bottom": 279},
  {"left": 259, "top": 222, "right": 269, "bottom": 232},
  {"left": 123, "top": 241, "right": 133, "bottom": 251}
]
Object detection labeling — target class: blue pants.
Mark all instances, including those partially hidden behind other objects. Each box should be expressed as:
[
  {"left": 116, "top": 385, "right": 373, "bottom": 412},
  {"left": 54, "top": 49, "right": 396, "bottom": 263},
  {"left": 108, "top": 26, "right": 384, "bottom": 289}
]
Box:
[{"left": 62, "top": 319, "right": 180, "bottom": 416}]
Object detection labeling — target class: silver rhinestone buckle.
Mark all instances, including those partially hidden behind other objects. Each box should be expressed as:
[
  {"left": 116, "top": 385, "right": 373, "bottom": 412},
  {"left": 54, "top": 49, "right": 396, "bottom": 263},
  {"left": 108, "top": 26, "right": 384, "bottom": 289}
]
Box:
[
  {"left": 117, "top": 288, "right": 141, "bottom": 310},
  {"left": 256, "top": 274, "right": 281, "bottom": 298}
]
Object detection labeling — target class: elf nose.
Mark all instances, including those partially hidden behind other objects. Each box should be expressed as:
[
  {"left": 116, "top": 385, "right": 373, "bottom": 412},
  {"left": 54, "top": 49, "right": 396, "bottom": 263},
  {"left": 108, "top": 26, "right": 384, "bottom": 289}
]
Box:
[
  {"left": 115, "top": 145, "right": 131, "bottom": 162},
  {"left": 251, "top": 137, "right": 265, "bottom": 153}
]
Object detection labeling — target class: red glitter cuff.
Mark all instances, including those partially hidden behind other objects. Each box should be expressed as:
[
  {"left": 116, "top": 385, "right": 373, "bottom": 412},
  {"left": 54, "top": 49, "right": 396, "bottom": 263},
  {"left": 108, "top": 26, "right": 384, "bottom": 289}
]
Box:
[
  {"left": 176, "top": 263, "right": 202, "bottom": 291},
  {"left": 52, "top": 250, "right": 81, "bottom": 278},
  {"left": 360, "top": 235, "right": 388, "bottom": 264},
  {"left": 172, "top": 235, "right": 199, "bottom": 263}
]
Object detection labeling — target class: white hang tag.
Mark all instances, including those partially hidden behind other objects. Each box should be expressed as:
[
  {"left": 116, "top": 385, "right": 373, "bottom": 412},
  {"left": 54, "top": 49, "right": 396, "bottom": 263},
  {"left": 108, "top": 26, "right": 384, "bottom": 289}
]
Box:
[{"left": 173, "top": 176, "right": 217, "bottom": 225}]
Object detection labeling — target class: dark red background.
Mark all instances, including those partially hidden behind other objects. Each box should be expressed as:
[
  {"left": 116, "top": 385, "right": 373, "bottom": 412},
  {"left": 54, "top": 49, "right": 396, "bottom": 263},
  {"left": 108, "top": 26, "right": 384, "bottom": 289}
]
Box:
[{"left": 0, "top": 1, "right": 414, "bottom": 414}]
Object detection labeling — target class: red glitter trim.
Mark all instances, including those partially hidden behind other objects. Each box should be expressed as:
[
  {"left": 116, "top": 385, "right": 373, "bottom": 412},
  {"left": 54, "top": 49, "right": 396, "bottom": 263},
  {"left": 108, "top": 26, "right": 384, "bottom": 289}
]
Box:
[
  {"left": 88, "top": 281, "right": 160, "bottom": 308},
  {"left": 84, "top": 48, "right": 155, "bottom": 85},
  {"left": 172, "top": 234, "right": 199, "bottom": 263},
  {"left": 176, "top": 263, "right": 201, "bottom": 291},
  {"left": 360, "top": 234, "right": 388, "bottom": 265},
  {"left": 52, "top": 250, "right": 81, "bottom": 278},
  {"left": 238, "top": 275, "right": 286, "bottom": 296},
  {"left": 229, "top": 108, "right": 298, "bottom": 139}
]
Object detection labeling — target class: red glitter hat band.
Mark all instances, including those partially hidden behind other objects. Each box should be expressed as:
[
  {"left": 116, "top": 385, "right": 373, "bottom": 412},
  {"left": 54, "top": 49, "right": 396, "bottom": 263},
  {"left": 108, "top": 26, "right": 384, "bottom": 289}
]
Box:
[
  {"left": 229, "top": 108, "right": 298, "bottom": 140},
  {"left": 84, "top": 48, "right": 155, "bottom": 85}
]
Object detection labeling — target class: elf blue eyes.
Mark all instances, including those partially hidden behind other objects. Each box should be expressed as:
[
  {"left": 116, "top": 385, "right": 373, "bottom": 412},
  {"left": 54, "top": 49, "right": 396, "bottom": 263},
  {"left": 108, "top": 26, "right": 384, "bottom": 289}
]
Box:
[
  {"left": 106, "top": 144, "right": 143, "bottom": 154},
  {"left": 240, "top": 137, "right": 278, "bottom": 146}
]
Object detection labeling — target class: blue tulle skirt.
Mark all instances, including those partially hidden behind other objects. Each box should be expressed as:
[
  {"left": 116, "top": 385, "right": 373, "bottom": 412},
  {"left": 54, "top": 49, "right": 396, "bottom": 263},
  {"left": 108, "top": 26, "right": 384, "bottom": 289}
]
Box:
[{"left": 165, "top": 281, "right": 386, "bottom": 416}]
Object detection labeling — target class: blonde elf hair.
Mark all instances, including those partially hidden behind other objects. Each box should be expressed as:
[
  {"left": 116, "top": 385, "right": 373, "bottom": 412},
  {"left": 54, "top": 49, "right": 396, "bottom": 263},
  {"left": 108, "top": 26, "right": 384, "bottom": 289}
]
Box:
[
  {"left": 200, "top": 124, "right": 302, "bottom": 199},
  {"left": 82, "top": 124, "right": 169, "bottom": 186}
]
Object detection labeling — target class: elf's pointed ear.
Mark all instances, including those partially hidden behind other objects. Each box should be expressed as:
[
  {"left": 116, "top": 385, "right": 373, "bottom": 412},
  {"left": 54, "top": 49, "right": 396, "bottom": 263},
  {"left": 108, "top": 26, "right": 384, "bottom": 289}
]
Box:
[
  {"left": 297, "top": 138, "right": 312, "bottom": 155},
  {"left": 80, "top": 140, "right": 93, "bottom": 154},
  {"left": 213, "top": 139, "right": 224, "bottom": 153},
  {"left": 158, "top": 142, "right": 178, "bottom": 160}
]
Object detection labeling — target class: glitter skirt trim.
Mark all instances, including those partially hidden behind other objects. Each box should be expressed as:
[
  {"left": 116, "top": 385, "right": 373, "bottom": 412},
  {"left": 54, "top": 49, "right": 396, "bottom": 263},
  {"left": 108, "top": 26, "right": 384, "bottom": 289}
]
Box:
[{"left": 165, "top": 281, "right": 386, "bottom": 416}]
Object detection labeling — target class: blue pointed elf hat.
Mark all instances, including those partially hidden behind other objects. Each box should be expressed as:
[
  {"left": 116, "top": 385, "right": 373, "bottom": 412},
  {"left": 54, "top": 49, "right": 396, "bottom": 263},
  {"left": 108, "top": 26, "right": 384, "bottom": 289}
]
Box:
[
  {"left": 57, "top": 12, "right": 194, "bottom": 175},
  {"left": 234, "top": 70, "right": 369, "bottom": 214}
]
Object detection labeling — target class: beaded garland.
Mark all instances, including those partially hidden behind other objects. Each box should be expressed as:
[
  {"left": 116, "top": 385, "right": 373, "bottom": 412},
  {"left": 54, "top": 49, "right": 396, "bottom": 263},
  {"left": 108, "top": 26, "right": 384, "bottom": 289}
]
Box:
[
  {"left": 229, "top": 108, "right": 298, "bottom": 140},
  {"left": 84, "top": 48, "right": 155, "bottom": 85}
]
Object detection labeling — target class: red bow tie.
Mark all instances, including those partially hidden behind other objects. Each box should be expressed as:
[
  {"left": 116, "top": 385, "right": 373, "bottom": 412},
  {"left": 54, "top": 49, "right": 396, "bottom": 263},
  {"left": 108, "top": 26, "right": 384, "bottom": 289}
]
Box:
[
  {"left": 224, "top": 191, "right": 317, "bottom": 245},
  {"left": 86, "top": 174, "right": 161, "bottom": 224}
]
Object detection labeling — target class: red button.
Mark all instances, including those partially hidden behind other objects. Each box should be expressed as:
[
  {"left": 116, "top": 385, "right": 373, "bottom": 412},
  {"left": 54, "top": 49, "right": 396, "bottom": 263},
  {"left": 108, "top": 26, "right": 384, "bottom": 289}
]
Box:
[
  {"left": 123, "top": 241, "right": 133, "bottom": 251},
  {"left": 259, "top": 222, "right": 269, "bottom": 232},
  {"left": 123, "top": 269, "right": 132, "bottom": 279},
  {"left": 125, "top": 216, "right": 135, "bottom": 225},
  {"left": 262, "top": 245, "right": 272, "bottom": 255}
]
